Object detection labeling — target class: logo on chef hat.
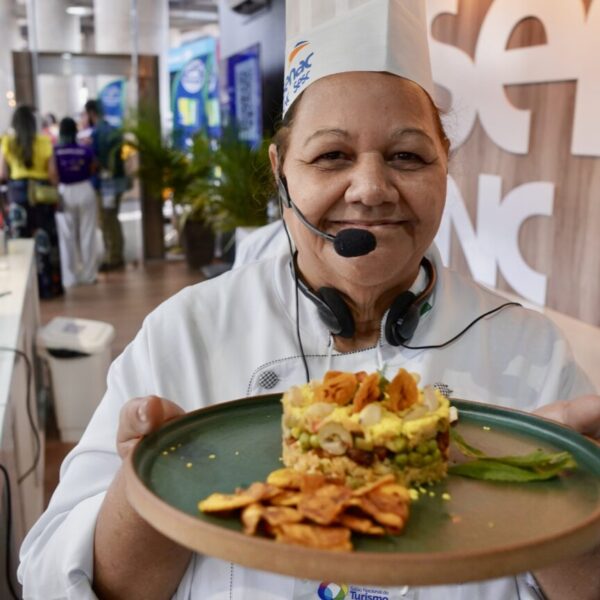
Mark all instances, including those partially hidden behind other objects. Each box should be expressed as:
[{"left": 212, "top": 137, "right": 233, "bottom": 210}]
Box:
[
  {"left": 284, "top": 40, "right": 314, "bottom": 112},
  {"left": 288, "top": 40, "right": 310, "bottom": 66},
  {"left": 318, "top": 582, "right": 348, "bottom": 600}
]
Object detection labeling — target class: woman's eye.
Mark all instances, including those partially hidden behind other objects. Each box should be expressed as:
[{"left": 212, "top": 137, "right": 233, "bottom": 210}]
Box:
[
  {"left": 315, "top": 151, "right": 347, "bottom": 162},
  {"left": 389, "top": 152, "right": 430, "bottom": 169},
  {"left": 391, "top": 151, "right": 423, "bottom": 162}
]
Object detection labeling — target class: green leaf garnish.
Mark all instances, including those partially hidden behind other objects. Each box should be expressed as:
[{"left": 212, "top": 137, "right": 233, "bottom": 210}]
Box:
[{"left": 449, "top": 428, "right": 577, "bottom": 482}]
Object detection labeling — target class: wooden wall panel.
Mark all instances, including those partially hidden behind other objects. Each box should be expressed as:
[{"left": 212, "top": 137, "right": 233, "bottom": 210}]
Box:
[{"left": 431, "top": 0, "right": 599, "bottom": 326}]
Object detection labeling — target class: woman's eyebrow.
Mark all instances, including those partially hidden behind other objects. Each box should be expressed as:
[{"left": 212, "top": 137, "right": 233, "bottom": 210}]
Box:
[
  {"left": 304, "top": 128, "right": 349, "bottom": 144},
  {"left": 391, "top": 127, "right": 434, "bottom": 144}
]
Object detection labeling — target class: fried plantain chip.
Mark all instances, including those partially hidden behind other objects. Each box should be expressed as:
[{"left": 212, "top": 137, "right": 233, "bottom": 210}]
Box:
[
  {"left": 368, "top": 488, "right": 410, "bottom": 519},
  {"left": 386, "top": 368, "right": 419, "bottom": 412},
  {"left": 337, "top": 513, "right": 386, "bottom": 535},
  {"left": 262, "top": 506, "right": 304, "bottom": 527},
  {"left": 198, "top": 482, "right": 279, "bottom": 513},
  {"left": 315, "top": 371, "right": 358, "bottom": 406},
  {"left": 354, "top": 496, "right": 405, "bottom": 529},
  {"left": 241, "top": 503, "right": 264, "bottom": 535},
  {"left": 270, "top": 490, "right": 303, "bottom": 506},
  {"left": 199, "top": 492, "right": 254, "bottom": 513},
  {"left": 241, "top": 504, "right": 303, "bottom": 535},
  {"left": 378, "top": 483, "right": 411, "bottom": 503},
  {"left": 351, "top": 474, "right": 396, "bottom": 497},
  {"left": 298, "top": 484, "right": 352, "bottom": 525},
  {"left": 354, "top": 488, "right": 410, "bottom": 531},
  {"left": 267, "top": 468, "right": 303, "bottom": 490},
  {"left": 352, "top": 372, "right": 382, "bottom": 413},
  {"left": 247, "top": 481, "right": 282, "bottom": 499},
  {"left": 273, "top": 523, "right": 353, "bottom": 551},
  {"left": 299, "top": 473, "right": 327, "bottom": 493}
]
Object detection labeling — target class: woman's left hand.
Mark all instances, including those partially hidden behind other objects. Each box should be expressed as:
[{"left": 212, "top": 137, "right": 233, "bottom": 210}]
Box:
[
  {"left": 534, "top": 395, "right": 600, "bottom": 440},
  {"left": 533, "top": 394, "right": 600, "bottom": 600}
]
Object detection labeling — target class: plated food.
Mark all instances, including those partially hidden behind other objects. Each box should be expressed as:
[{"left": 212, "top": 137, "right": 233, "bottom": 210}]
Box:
[
  {"left": 281, "top": 369, "right": 451, "bottom": 487},
  {"left": 199, "top": 368, "right": 452, "bottom": 549},
  {"left": 198, "top": 469, "right": 410, "bottom": 551},
  {"left": 128, "top": 392, "right": 599, "bottom": 582}
]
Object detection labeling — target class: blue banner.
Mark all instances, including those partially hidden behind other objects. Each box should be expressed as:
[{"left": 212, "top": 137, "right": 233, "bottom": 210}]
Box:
[
  {"left": 170, "top": 37, "right": 220, "bottom": 149},
  {"left": 99, "top": 80, "right": 125, "bottom": 127},
  {"left": 224, "top": 44, "right": 262, "bottom": 148}
]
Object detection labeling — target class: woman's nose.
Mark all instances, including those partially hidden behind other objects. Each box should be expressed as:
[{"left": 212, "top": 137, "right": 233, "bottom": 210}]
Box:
[{"left": 344, "top": 154, "right": 398, "bottom": 206}]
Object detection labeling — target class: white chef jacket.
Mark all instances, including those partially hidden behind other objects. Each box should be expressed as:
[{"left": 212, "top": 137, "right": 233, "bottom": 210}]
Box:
[
  {"left": 232, "top": 220, "right": 287, "bottom": 269},
  {"left": 18, "top": 245, "right": 594, "bottom": 600}
]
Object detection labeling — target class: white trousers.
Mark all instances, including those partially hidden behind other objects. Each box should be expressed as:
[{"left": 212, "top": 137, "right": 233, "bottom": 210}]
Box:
[{"left": 55, "top": 180, "right": 98, "bottom": 288}]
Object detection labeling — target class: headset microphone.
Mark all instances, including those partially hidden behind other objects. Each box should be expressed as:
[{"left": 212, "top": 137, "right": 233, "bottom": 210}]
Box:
[{"left": 277, "top": 177, "right": 377, "bottom": 258}]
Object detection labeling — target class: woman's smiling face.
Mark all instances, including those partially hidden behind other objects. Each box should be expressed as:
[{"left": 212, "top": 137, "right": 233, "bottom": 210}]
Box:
[{"left": 273, "top": 71, "right": 449, "bottom": 295}]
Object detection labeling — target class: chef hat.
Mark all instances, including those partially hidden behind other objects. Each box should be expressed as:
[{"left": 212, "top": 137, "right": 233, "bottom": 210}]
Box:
[{"left": 283, "top": 0, "right": 434, "bottom": 117}]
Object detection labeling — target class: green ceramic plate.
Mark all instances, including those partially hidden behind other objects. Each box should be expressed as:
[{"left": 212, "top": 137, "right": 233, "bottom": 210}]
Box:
[{"left": 125, "top": 396, "right": 600, "bottom": 585}]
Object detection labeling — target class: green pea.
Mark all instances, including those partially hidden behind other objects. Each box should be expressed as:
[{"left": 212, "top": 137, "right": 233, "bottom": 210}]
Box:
[
  {"left": 428, "top": 439, "right": 439, "bottom": 452},
  {"left": 310, "top": 434, "right": 320, "bottom": 449},
  {"left": 409, "top": 452, "right": 423, "bottom": 467},
  {"left": 432, "top": 448, "right": 441, "bottom": 461},
  {"left": 299, "top": 432, "right": 311, "bottom": 451},
  {"left": 417, "top": 442, "right": 429, "bottom": 455},
  {"left": 291, "top": 427, "right": 301, "bottom": 439},
  {"left": 394, "top": 437, "right": 407, "bottom": 452},
  {"left": 422, "top": 454, "right": 433, "bottom": 465},
  {"left": 394, "top": 453, "right": 408, "bottom": 467}
]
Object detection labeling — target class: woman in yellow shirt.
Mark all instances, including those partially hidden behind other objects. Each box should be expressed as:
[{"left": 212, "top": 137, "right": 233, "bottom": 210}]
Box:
[{"left": 0, "top": 105, "right": 63, "bottom": 298}]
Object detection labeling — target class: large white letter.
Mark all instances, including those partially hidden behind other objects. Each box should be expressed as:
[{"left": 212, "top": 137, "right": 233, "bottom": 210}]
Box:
[
  {"left": 435, "top": 175, "right": 497, "bottom": 285},
  {"left": 477, "top": 175, "right": 554, "bottom": 304},
  {"left": 436, "top": 174, "right": 554, "bottom": 305},
  {"left": 475, "top": 0, "right": 585, "bottom": 154}
]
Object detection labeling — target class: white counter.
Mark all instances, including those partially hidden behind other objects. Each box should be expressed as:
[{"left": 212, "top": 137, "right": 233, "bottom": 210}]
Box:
[
  {"left": 0, "top": 239, "right": 44, "bottom": 597},
  {"left": 0, "top": 240, "right": 38, "bottom": 404}
]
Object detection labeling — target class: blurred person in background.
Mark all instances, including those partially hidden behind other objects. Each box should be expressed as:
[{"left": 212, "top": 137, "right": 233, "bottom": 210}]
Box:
[
  {"left": 83, "top": 99, "right": 127, "bottom": 271},
  {"left": 0, "top": 105, "right": 63, "bottom": 298},
  {"left": 41, "top": 112, "right": 59, "bottom": 145},
  {"left": 50, "top": 116, "right": 98, "bottom": 288}
]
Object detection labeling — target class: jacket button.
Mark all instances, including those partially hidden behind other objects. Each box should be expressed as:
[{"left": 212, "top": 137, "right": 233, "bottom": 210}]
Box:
[{"left": 257, "top": 370, "right": 279, "bottom": 389}]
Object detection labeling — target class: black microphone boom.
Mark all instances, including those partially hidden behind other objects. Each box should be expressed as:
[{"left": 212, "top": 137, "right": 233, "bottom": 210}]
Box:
[{"left": 283, "top": 181, "right": 377, "bottom": 258}]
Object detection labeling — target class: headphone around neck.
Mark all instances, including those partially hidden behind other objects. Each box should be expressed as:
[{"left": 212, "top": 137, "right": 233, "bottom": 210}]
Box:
[{"left": 295, "top": 256, "right": 436, "bottom": 345}]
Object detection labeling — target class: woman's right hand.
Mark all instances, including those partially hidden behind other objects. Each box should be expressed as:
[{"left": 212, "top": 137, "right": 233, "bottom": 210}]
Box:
[
  {"left": 94, "top": 396, "right": 190, "bottom": 600},
  {"left": 117, "top": 395, "right": 185, "bottom": 460}
]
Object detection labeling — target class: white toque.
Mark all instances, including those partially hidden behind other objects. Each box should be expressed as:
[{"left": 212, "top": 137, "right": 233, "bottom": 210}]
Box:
[{"left": 283, "top": 0, "right": 434, "bottom": 117}]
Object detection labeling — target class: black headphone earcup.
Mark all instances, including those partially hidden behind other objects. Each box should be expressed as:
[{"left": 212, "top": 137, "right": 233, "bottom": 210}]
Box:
[
  {"left": 385, "top": 291, "right": 419, "bottom": 346},
  {"left": 317, "top": 287, "right": 355, "bottom": 338}
]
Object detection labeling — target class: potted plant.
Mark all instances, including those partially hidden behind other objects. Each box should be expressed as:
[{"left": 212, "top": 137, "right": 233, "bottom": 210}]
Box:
[
  {"left": 175, "top": 133, "right": 216, "bottom": 269},
  {"left": 125, "top": 115, "right": 216, "bottom": 268},
  {"left": 184, "top": 128, "right": 274, "bottom": 265}
]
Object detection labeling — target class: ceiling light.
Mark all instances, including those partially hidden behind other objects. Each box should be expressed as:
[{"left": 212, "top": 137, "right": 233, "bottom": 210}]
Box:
[{"left": 66, "top": 6, "right": 94, "bottom": 17}]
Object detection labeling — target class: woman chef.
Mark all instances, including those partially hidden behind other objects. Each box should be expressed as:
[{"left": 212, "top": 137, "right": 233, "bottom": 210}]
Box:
[{"left": 18, "top": 1, "right": 600, "bottom": 599}]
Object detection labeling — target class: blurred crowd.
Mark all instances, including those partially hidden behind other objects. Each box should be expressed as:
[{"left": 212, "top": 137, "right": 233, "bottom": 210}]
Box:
[{"left": 0, "top": 101, "right": 129, "bottom": 298}]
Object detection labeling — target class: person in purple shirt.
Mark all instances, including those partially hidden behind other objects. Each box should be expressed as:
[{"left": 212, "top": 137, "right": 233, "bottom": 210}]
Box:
[{"left": 50, "top": 117, "right": 99, "bottom": 288}]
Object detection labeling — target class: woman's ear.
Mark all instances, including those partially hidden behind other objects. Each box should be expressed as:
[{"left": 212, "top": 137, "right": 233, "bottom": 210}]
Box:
[{"left": 268, "top": 143, "right": 280, "bottom": 179}]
